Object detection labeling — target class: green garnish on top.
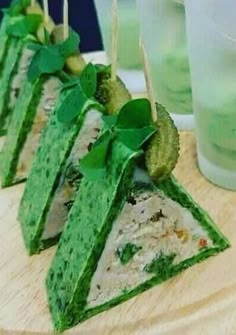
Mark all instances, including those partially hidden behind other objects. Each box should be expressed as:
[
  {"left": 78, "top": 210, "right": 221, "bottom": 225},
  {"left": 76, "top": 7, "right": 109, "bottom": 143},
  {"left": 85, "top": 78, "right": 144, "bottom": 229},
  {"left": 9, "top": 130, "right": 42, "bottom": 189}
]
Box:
[
  {"left": 27, "top": 29, "right": 80, "bottom": 82},
  {"left": 6, "top": 13, "right": 42, "bottom": 38},
  {"left": 56, "top": 86, "right": 87, "bottom": 124},
  {"left": 57, "top": 63, "right": 97, "bottom": 124},
  {"left": 61, "top": 63, "right": 97, "bottom": 97},
  {"left": 4, "top": 0, "right": 31, "bottom": 16},
  {"left": 79, "top": 98, "right": 157, "bottom": 181}
]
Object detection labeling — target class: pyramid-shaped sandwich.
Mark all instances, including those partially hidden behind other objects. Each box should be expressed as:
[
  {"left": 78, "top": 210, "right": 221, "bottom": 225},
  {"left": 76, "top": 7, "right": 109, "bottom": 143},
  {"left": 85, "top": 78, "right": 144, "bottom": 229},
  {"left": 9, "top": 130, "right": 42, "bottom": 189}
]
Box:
[
  {"left": 0, "top": 25, "right": 85, "bottom": 187},
  {"left": 46, "top": 99, "right": 229, "bottom": 332},
  {"left": 18, "top": 64, "right": 131, "bottom": 254},
  {"left": 0, "top": 0, "right": 34, "bottom": 73},
  {"left": 0, "top": 0, "right": 45, "bottom": 135}
]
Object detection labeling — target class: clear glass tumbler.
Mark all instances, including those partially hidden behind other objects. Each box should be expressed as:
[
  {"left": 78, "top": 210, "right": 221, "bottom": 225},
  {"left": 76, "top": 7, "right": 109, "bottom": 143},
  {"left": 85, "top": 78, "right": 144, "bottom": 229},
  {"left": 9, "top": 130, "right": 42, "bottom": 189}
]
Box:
[
  {"left": 136, "top": 0, "right": 193, "bottom": 130},
  {"left": 94, "top": 0, "right": 145, "bottom": 92},
  {"left": 185, "top": 0, "right": 236, "bottom": 190}
]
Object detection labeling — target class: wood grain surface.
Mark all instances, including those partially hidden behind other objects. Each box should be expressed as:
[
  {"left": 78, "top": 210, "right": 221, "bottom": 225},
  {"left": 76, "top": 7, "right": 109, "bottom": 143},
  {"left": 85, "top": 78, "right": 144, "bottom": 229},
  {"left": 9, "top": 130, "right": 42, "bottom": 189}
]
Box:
[{"left": 0, "top": 132, "right": 236, "bottom": 335}]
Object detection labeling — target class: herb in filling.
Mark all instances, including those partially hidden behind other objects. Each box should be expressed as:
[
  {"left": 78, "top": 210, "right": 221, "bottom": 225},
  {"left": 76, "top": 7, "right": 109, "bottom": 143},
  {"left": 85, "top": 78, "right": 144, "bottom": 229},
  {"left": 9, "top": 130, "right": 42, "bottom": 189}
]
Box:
[
  {"left": 144, "top": 252, "right": 176, "bottom": 276},
  {"left": 116, "top": 243, "right": 142, "bottom": 265}
]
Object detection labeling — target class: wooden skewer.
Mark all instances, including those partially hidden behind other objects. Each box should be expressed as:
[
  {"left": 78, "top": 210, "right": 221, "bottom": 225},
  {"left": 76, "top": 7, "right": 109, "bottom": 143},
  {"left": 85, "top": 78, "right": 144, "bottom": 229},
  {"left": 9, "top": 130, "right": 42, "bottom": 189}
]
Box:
[
  {"left": 43, "top": 0, "right": 49, "bottom": 23},
  {"left": 63, "top": 0, "right": 69, "bottom": 40},
  {"left": 140, "top": 38, "right": 157, "bottom": 123},
  {"left": 111, "top": 0, "right": 119, "bottom": 82}
]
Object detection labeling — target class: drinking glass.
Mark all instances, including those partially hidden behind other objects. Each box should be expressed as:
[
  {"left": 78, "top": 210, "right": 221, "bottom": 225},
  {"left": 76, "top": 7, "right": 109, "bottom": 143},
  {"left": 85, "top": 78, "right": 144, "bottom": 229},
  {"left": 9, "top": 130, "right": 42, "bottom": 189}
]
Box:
[
  {"left": 185, "top": 0, "right": 236, "bottom": 190},
  {"left": 94, "top": 0, "right": 145, "bottom": 92},
  {"left": 136, "top": 0, "right": 193, "bottom": 130}
]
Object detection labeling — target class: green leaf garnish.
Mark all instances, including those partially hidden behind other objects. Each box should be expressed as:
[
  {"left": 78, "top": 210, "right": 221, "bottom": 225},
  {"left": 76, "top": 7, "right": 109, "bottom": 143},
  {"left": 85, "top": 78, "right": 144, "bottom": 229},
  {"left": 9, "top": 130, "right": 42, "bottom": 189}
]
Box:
[
  {"left": 57, "top": 63, "right": 98, "bottom": 123},
  {"left": 116, "top": 243, "right": 142, "bottom": 265},
  {"left": 116, "top": 126, "right": 156, "bottom": 151},
  {"left": 57, "top": 85, "right": 87, "bottom": 124},
  {"left": 44, "top": 28, "right": 51, "bottom": 45},
  {"left": 27, "top": 29, "right": 80, "bottom": 82},
  {"left": 61, "top": 63, "right": 97, "bottom": 98},
  {"left": 6, "top": 0, "right": 30, "bottom": 16},
  {"left": 61, "top": 77, "right": 80, "bottom": 91},
  {"left": 27, "top": 42, "right": 42, "bottom": 52},
  {"left": 80, "top": 63, "right": 97, "bottom": 98},
  {"left": 144, "top": 252, "right": 176, "bottom": 275},
  {"left": 102, "top": 115, "right": 117, "bottom": 129},
  {"left": 116, "top": 99, "right": 154, "bottom": 129},
  {"left": 28, "top": 44, "right": 65, "bottom": 81},
  {"left": 58, "top": 29, "right": 80, "bottom": 58},
  {"left": 7, "top": 14, "right": 42, "bottom": 37},
  {"left": 79, "top": 98, "right": 157, "bottom": 180},
  {"left": 115, "top": 99, "right": 156, "bottom": 149},
  {"left": 79, "top": 132, "right": 112, "bottom": 180}
]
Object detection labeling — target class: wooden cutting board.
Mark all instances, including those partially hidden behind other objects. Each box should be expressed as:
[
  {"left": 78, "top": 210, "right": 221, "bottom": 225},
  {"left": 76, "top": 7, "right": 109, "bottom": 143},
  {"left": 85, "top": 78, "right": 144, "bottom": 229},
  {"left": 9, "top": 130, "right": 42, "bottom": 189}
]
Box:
[{"left": 0, "top": 132, "right": 236, "bottom": 335}]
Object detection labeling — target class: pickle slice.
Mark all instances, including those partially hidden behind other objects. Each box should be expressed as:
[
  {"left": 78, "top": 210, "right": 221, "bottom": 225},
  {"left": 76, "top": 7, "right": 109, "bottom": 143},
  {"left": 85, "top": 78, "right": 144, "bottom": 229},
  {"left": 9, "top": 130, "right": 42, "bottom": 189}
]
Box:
[
  {"left": 50, "top": 24, "right": 66, "bottom": 44},
  {"left": 25, "top": 4, "right": 43, "bottom": 15},
  {"left": 65, "top": 53, "right": 86, "bottom": 75},
  {"left": 95, "top": 66, "right": 131, "bottom": 115},
  {"left": 145, "top": 104, "right": 180, "bottom": 181}
]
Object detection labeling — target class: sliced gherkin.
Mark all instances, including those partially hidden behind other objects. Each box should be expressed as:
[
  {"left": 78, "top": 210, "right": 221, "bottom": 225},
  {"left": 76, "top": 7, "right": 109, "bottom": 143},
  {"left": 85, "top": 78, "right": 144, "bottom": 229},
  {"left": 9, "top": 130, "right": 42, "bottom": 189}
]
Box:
[
  {"left": 145, "top": 104, "right": 180, "bottom": 181},
  {"left": 25, "top": 4, "right": 44, "bottom": 15},
  {"left": 50, "top": 24, "right": 66, "bottom": 44},
  {"left": 95, "top": 66, "right": 131, "bottom": 115},
  {"left": 65, "top": 54, "right": 86, "bottom": 75}
]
